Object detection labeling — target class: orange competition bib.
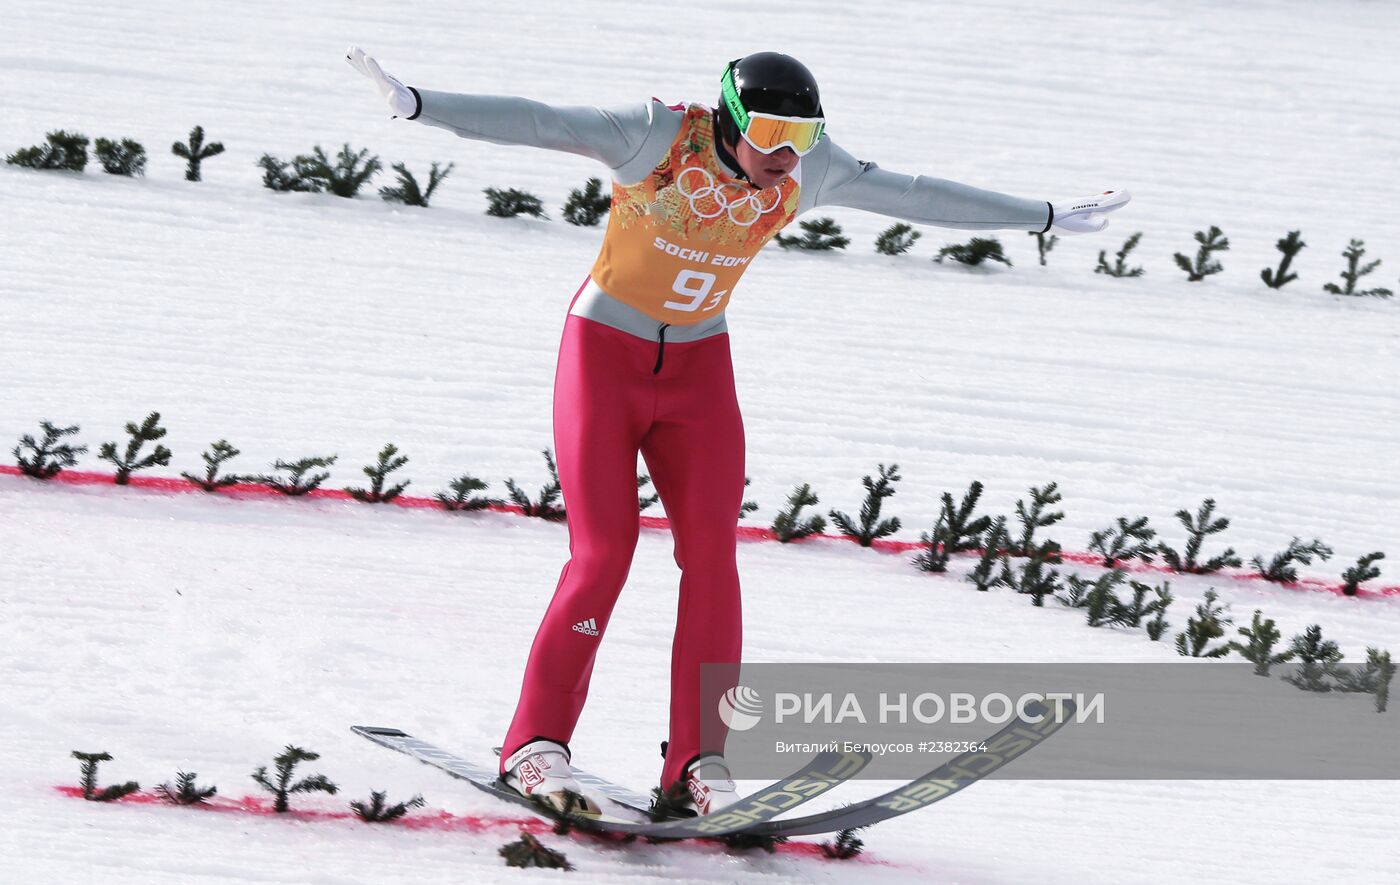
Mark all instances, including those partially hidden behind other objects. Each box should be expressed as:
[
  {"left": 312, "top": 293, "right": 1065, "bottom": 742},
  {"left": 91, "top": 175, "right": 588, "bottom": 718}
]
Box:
[{"left": 589, "top": 104, "right": 801, "bottom": 326}]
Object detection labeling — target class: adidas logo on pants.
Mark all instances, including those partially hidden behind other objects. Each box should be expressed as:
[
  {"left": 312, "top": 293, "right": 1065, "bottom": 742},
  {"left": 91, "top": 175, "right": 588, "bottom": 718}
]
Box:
[{"left": 572, "top": 618, "right": 599, "bottom": 636}]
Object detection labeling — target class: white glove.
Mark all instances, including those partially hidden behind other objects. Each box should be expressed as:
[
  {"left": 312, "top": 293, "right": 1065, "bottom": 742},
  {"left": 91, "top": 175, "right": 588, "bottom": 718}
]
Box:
[
  {"left": 1050, "top": 189, "right": 1131, "bottom": 234},
  {"left": 345, "top": 45, "right": 418, "bottom": 118}
]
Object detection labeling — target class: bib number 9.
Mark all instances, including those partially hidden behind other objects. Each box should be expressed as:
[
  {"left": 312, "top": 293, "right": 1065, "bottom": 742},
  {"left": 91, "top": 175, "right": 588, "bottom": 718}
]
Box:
[{"left": 664, "top": 270, "right": 726, "bottom": 313}]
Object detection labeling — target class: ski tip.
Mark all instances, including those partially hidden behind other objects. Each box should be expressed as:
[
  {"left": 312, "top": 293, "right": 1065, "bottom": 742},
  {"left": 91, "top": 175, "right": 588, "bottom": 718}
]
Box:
[{"left": 351, "top": 725, "right": 410, "bottom": 737}]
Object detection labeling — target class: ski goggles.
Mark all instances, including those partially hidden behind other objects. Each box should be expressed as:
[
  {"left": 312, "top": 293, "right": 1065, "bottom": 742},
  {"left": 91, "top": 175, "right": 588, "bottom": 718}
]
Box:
[{"left": 721, "top": 64, "right": 826, "bottom": 156}]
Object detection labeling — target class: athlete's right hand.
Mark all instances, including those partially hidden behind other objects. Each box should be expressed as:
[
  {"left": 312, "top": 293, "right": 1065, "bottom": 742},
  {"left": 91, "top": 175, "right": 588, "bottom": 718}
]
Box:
[{"left": 345, "top": 46, "right": 418, "bottom": 118}]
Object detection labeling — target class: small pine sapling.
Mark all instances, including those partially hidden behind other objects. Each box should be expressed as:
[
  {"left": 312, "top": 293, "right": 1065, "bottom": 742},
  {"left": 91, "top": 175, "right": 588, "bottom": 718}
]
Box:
[
  {"left": 251, "top": 745, "right": 338, "bottom": 813},
  {"left": 1332, "top": 648, "right": 1394, "bottom": 713},
  {"left": 543, "top": 790, "right": 600, "bottom": 835},
  {"left": 504, "top": 449, "right": 565, "bottom": 520},
  {"left": 1122, "top": 580, "right": 1173, "bottom": 632},
  {"left": 72, "top": 751, "right": 140, "bottom": 802},
  {"left": 719, "top": 830, "right": 788, "bottom": 853},
  {"left": 300, "top": 144, "right": 383, "bottom": 197},
  {"left": 181, "top": 439, "right": 249, "bottom": 491},
  {"left": 1174, "top": 589, "right": 1233, "bottom": 657},
  {"left": 98, "top": 411, "right": 173, "bottom": 485},
  {"left": 484, "top": 187, "right": 547, "bottom": 218},
  {"left": 648, "top": 783, "right": 690, "bottom": 823},
  {"left": 435, "top": 474, "right": 499, "bottom": 512},
  {"left": 1260, "top": 230, "right": 1305, "bottom": 289},
  {"left": 93, "top": 138, "right": 147, "bottom": 176},
  {"left": 914, "top": 481, "right": 992, "bottom": 573},
  {"left": 523, "top": 789, "right": 581, "bottom": 834},
  {"left": 1029, "top": 230, "right": 1059, "bottom": 266},
  {"left": 1088, "top": 516, "right": 1157, "bottom": 567},
  {"left": 739, "top": 475, "right": 760, "bottom": 520},
  {"left": 14, "top": 421, "right": 87, "bottom": 479},
  {"left": 772, "top": 483, "right": 826, "bottom": 542},
  {"left": 1341, "top": 552, "right": 1385, "bottom": 596},
  {"left": 346, "top": 443, "right": 411, "bottom": 503},
  {"left": 1006, "top": 540, "right": 1063, "bottom": 606},
  {"left": 1375, "top": 648, "right": 1396, "bottom": 713},
  {"left": 379, "top": 161, "right": 453, "bottom": 207},
  {"left": 1059, "top": 569, "right": 1131, "bottom": 627},
  {"left": 1000, "top": 501, "right": 1065, "bottom": 606},
  {"left": 6, "top": 130, "right": 89, "bottom": 171},
  {"left": 913, "top": 521, "right": 952, "bottom": 573},
  {"left": 875, "top": 223, "right": 920, "bottom": 255},
  {"left": 964, "top": 517, "right": 1011, "bottom": 592},
  {"left": 935, "top": 237, "right": 1011, "bottom": 267},
  {"left": 351, "top": 791, "right": 426, "bottom": 822},
  {"left": 171, "top": 125, "right": 225, "bottom": 182},
  {"left": 1095, "top": 232, "right": 1145, "bottom": 277},
  {"left": 562, "top": 176, "right": 611, "bottom": 226},
  {"left": 155, "top": 771, "right": 218, "bottom": 805},
  {"left": 1010, "top": 483, "right": 1064, "bottom": 556},
  {"left": 1226, "top": 610, "right": 1294, "bottom": 676},
  {"left": 1281, "top": 625, "right": 1343, "bottom": 692},
  {"left": 258, "top": 153, "right": 322, "bottom": 192},
  {"left": 821, "top": 827, "right": 867, "bottom": 859},
  {"left": 499, "top": 831, "right": 573, "bottom": 870},
  {"left": 257, "top": 455, "right": 338, "bottom": 496},
  {"left": 1251, "top": 537, "right": 1333, "bottom": 583},
  {"left": 775, "top": 217, "right": 849, "bottom": 251},
  {"left": 1322, "top": 239, "right": 1393, "bottom": 298},
  {"left": 1174, "top": 226, "right": 1229, "bottom": 281},
  {"left": 1144, "top": 585, "right": 1173, "bottom": 641},
  {"left": 637, "top": 474, "right": 660, "bottom": 512},
  {"left": 941, "top": 481, "right": 994, "bottom": 555},
  {"left": 828, "top": 463, "right": 902, "bottom": 546},
  {"left": 1056, "top": 573, "right": 1092, "bottom": 613},
  {"left": 1115, "top": 581, "right": 1150, "bottom": 625},
  {"left": 1158, "top": 498, "right": 1242, "bottom": 574}
]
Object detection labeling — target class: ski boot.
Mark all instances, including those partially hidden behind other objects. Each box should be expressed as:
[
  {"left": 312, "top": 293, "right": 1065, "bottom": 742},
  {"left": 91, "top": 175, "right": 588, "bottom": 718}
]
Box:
[
  {"left": 660, "top": 752, "right": 740, "bottom": 817},
  {"left": 501, "top": 739, "right": 601, "bottom": 817}
]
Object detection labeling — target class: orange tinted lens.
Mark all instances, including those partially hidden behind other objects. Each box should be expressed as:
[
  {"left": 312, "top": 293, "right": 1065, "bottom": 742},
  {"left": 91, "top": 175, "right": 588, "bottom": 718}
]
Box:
[{"left": 743, "top": 116, "right": 824, "bottom": 154}]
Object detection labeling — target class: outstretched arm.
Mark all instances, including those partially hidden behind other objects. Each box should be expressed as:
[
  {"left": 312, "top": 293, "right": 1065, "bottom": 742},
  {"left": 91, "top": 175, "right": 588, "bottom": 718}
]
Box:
[
  {"left": 802, "top": 138, "right": 1128, "bottom": 234},
  {"left": 411, "top": 91, "right": 655, "bottom": 168},
  {"left": 345, "top": 46, "right": 678, "bottom": 181}
]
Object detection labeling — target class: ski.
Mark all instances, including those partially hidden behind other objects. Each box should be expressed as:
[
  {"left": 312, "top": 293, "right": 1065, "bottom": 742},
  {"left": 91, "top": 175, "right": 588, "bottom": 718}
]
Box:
[
  {"left": 351, "top": 725, "right": 872, "bottom": 839},
  {"left": 746, "top": 696, "right": 1078, "bottom": 837},
  {"left": 354, "top": 698, "right": 1072, "bottom": 841},
  {"left": 352, "top": 726, "right": 645, "bottom": 822}
]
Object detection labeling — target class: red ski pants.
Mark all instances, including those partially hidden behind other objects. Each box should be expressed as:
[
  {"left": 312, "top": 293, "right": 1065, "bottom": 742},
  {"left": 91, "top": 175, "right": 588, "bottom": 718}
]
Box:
[{"left": 501, "top": 308, "right": 745, "bottom": 790}]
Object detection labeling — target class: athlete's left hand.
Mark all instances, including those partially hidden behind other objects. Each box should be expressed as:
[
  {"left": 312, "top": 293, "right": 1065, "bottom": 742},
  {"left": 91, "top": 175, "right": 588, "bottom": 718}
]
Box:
[{"left": 1050, "top": 189, "right": 1131, "bottom": 234}]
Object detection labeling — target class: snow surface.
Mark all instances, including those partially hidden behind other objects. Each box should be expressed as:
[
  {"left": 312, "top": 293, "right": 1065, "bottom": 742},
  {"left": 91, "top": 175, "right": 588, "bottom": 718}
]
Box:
[{"left": 3, "top": 0, "right": 1399, "bottom": 882}]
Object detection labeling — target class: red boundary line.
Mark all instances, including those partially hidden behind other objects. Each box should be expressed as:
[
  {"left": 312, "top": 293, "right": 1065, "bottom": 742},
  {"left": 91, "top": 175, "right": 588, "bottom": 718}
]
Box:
[
  {"left": 55, "top": 784, "right": 545, "bottom": 834},
  {"left": 51, "top": 786, "right": 891, "bottom": 864},
  {"left": 5, "top": 465, "right": 1396, "bottom": 598}
]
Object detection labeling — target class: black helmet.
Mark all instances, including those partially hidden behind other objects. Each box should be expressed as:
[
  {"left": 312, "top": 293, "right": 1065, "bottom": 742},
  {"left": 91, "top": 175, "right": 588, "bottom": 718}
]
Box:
[{"left": 717, "top": 52, "right": 823, "bottom": 146}]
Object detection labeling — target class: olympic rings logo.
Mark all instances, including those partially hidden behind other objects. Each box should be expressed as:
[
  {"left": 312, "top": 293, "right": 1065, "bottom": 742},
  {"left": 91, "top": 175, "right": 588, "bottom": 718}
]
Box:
[{"left": 674, "top": 166, "right": 784, "bottom": 227}]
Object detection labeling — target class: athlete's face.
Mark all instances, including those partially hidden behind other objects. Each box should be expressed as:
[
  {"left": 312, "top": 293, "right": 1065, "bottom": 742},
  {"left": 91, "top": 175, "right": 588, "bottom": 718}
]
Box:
[{"left": 733, "top": 137, "right": 799, "bottom": 189}]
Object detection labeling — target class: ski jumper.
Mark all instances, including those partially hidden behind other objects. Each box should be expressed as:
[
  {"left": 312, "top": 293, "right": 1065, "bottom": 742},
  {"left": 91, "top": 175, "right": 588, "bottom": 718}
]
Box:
[{"left": 408, "top": 87, "right": 1052, "bottom": 790}]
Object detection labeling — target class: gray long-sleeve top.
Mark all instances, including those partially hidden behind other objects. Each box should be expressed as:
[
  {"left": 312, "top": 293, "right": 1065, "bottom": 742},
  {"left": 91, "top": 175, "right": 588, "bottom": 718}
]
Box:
[
  {"left": 409, "top": 89, "right": 1053, "bottom": 231},
  {"left": 406, "top": 88, "right": 1051, "bottom": 342}
]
